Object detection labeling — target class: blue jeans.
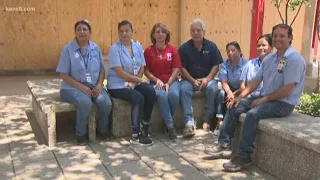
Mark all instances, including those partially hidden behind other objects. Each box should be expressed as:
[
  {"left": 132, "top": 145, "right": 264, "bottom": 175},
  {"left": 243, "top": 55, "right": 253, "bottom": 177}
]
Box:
[
  {"left": 180, "top": 80, "right": 220, "bottom": 126},
  {"left": 151, "top": 81, "right": 180, "bottom": 129},
  {"left": 60, "top": 87, "right": 112, "bottom": 136},
  {"left": 108, "top": 83, "right": 156, "bottom": 134},
  {"left": 218, "top": 96, "right": 294, "bottom": 157},
  {"left": 215, "top": 88, "right": 226, "bottom": 118}
]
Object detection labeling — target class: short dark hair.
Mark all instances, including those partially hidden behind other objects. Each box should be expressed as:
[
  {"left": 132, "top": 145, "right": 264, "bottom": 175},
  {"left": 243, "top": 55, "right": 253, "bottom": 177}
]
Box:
[
  {"left": 74, "top": 20, "right": 91, "bottom": 33},
  {"left": 272, "top": 24, "right": 293, "bottom": 44},
  {"left": 258, "top": 34, "right": 272, "bottom": 47},
  {"left": 150, "top": 23, "right": 171, "bottom": 45},
  {"left": 226, "top": 41, "right": 243, "bottom": 57},
  {"left": 118, "top": 20, "right": 133, "bottom": 31}
]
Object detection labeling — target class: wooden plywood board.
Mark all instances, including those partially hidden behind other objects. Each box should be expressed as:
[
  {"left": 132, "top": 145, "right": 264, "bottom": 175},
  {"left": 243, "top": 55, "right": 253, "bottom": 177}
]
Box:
[
  {"left": 0, "top": 0, "right": 59, "bottom": 70},
  {"left": 180, "top": 0, "right": 249, "bottom": 59},
  {"left": 57, "top": 0, "right": 111, "bottom": 55},
  {"left": 110, "top": 0, "right": 179, "bottom": 50}
]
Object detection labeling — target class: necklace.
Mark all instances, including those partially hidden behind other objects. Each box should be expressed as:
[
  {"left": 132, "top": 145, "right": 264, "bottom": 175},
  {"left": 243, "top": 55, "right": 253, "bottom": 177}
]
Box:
[{"left": 155, "top": 45, "right": 166, "bottom": 59}]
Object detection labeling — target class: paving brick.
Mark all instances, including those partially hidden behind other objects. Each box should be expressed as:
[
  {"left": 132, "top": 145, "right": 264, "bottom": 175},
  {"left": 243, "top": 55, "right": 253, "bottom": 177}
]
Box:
[
  {"left": 14, "top": 159, "right": 63, "bottom": 179},
  {"left": 144, "top": 154, "right": 192, "bottom": 176},
  {"left": 107, "top": 160, "right": 155, "bottom": 179},
  {"left": 90, "top": 140, "right": 140, "bottom": 166},
  {"left": 129, "top": 138, "right": 175, "bottom": 158},
  {"left": 162, "top": 167, "right": 211, "bottom": 180}
]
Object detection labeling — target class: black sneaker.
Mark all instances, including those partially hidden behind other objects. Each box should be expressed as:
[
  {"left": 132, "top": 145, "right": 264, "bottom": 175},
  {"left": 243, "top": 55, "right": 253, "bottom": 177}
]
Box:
[
  {"left": 223, "top": 155, "right": 252, "bottom": 172},
  {"left": 138, "top": 133, "right": 153, "bottom": 146},
  {"left": 168, "top": 128, "right": 177, "bottom": 142},
  {"left": 130, "top": 133, "right": 153, "bottom": 146},
  {"left": 130, "top": 134, "right": 140, "bottom": 144},
  {"left": 76, "top": 135, "right": 88, "bottom": 145}
]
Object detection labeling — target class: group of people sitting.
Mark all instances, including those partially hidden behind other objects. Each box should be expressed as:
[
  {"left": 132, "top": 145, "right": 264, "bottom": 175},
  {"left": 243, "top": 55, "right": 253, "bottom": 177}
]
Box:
[{"left": 56, "top": 18, "right": 306, "bottom": 172}]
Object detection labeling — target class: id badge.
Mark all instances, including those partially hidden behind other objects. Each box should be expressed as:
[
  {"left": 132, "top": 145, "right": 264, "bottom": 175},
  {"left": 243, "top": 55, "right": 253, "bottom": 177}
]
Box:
[
  {"left": 86, "top": 73, "right": 92, "bottom": 82},
  {"left": 133, "top": 66, "right": 138, "bottom": 75}
]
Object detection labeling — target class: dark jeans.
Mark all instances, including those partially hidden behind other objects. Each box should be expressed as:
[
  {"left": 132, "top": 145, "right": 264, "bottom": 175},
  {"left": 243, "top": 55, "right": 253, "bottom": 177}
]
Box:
[
  {"left": 218, "top": 96, "right": 295, "bottom": 157},
  {"left": 108, "top": 83, "right": 156, "bottom": 134}
]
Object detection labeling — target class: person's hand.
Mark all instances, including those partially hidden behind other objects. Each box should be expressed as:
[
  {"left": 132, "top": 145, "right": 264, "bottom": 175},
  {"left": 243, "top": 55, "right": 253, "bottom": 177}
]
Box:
[
  {"left": 227, "top": 96, "right": 241, "bottom": 109},
  {"left": 192, "top": 79, "right": 201, "bottom": 90},
  {"left": 226, "top": 91, "right": 235, "bottom": 102},
  {"left": 80, "top": 85, "right": 92, "bottom": 97},
  {"left": 251, "top": 97, "right": 267, "bottom": 108},
  {"left": 199, "top": 78, "right": 209, "bottom": 91},
  {"left": 155, "top": 79, "right": 164, "bottom": 90},
  {"left": 164, "top": 83, "right": 170, "bottom": 94},
  {"left": 92, "top": 84, "right": 102, "bottom": 97},
  {"left": 245, "top": 94, "right": 252, "bottom": 98},
  {"left": 126, "top": 82, "right": 136, "bottom": 89}
]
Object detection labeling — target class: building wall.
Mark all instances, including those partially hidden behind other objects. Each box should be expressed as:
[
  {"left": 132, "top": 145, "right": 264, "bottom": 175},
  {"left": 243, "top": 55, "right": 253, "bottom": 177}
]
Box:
[{"left": 0, "top": 0, "right": 313, "bottom": 71}]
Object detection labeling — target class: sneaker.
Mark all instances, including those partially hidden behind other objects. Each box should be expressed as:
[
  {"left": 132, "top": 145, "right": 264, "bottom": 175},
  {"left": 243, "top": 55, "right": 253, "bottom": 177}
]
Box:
[
  {"left": 202, "top": 121, "right": 211, "bottom": 132},
  {"left": 130, "top": 134, "right": 140, "bottom": 144},
  {"left": 223, "top": 155, "right": 252, "bottom": 172},
  {"left": 130, "top": 133, "right": 153, "bottom": 146},
  {"left": 138, "top": 133, "right": 153, "bottom": 146},
  {"left": 203, "top": 145, "right": 232, "bottom": 160},
  {"left": 213, "top": 125, "right": 220, "bottom": 136},
  {"left": 183, "top": 125, "right": 196, "bottom": 138},
  {"left": 76, "top": 135, "right": 88, "bottom": 145},
  {"left": 204, "top": 145, "right": 231, "bottom": 154},
  {"left": 168, "top": 128, "right": 177, "bottom": 142}
]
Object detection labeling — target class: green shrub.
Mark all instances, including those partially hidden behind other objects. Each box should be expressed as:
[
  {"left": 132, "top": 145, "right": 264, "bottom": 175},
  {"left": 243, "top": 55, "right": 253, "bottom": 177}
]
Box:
[{"left": 296, "top": 93, "right": 320, "bottom": 117}]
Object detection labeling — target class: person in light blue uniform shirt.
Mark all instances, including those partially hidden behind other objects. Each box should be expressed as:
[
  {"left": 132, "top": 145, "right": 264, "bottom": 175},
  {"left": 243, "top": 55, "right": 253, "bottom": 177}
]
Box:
[
  {"left": 203, "top": 34, "right": 274, "bottom": 158},
  {"left": 210, "top": 42, "right": 247, "bottom": 136},
  {"left": 56, "top": 20, "right": 112, "bottom": 145},
  {"left": 240, "top": 34, "right": 273, "bottom": 98},
  {"left": 218, "top": 24, "right": 306, "bottom": 172},
  {"left": 107, "top": 20, "right": 156, "bottom": 146}
]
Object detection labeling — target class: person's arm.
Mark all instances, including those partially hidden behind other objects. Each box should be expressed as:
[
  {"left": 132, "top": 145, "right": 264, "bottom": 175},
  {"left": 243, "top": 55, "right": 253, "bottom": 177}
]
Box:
[
  {"left": 108, "top": 44, "right": 144, "bottom": 83},
  {"left": 178, "top": 47, "right": 200, "bottom": 88},
  {"left": 167, "top": 47, "right": 182, "bottom": 86},
  {"left": 238, "top": 78, "right": 262, "bottom": 98},
  {"left": 113, "top": 67, "right": 144, "bottom": 83},
  {"left": 167, "top": 68, "right": 180, "bottom": 85},
  {"left": 56, "top": 46, "right": 92, "bottom": 96},
  {"left": 251, "top": 56, "right": 305, "bottom": 107}
]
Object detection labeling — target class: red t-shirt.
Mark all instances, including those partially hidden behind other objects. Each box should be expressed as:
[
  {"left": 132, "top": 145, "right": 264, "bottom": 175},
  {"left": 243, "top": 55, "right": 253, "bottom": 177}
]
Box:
[{"left": 144, "top": 44, "right": 182, "bottom": 82}]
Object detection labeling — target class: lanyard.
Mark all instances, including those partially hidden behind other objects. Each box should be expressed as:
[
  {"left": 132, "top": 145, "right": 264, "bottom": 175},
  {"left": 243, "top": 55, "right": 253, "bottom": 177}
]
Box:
[{"left": 79, "top": 48, "right": 90, "bottom": 70}]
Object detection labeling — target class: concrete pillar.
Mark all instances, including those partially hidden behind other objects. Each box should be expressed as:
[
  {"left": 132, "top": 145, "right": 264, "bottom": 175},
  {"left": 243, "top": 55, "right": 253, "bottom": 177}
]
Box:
[{"left": 301, "top": 0, "right": 317, "bottom": 76}]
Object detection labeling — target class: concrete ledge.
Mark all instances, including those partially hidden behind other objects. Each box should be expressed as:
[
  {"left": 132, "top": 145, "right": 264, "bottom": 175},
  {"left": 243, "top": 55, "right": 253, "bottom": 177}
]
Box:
[
  {"left": 27, "top": 79, "right": 97, "bottom": 147},
  {"left": 234, "top": 112, "right": 320, "bottom": 180},
  {"left": 112, "top": 91, "right": 206, "bottom": 137}
]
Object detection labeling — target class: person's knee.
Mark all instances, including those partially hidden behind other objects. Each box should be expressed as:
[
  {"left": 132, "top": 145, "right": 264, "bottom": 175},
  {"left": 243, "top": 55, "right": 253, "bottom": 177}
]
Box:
[
  {"left": 168, "top": 90, "right": 179, "bottom": 101},
  {"left": 180, "top": 82, "right": 193, "bottom": 94},
  {"left": 245, "top": 110, "right": 258, "bottom": 120},
  {"left": 97, "top": 95, "right": 112, "bottom": 108},
  {"left": 207, "top": 85, "right": 219, "bottom": 94},
  {"left": 78, "top": 98, "right": 92, "bottom": 110},
  {"left": 157, "top": 90, "right": 167, "bottom": 100},
  {"left": 133, "top": 93, "right": 145, "bottom": 105}
]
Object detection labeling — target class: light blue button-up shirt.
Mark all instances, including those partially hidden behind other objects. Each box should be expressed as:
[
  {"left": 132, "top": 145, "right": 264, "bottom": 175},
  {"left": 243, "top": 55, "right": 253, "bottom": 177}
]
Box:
[
  {"left": 219, "top": 58, "right": 248, "bottom": 92},
  {"left": 240, "top": 57, "right": 263, "bottom": 97},
  {"left": 255, "top": 46, "right": 306, "bottom": 105},
  {"left": 56, "top": 39, "right": 105, "bottom": 90},
  {"left": 107, "top": 40, "right": 146, "bottom": 89}
]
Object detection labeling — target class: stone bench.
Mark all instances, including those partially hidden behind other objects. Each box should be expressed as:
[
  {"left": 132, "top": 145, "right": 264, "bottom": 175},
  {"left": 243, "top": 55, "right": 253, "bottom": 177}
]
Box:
[
  {"left": 27, "top": 79, "right": 97, "bottom": 147},
  {"left": 112, "top": 91, "right": 206, "bottom": 137},
  {"left": 234, "top": 112, "right": 320, "bottom": 180}
]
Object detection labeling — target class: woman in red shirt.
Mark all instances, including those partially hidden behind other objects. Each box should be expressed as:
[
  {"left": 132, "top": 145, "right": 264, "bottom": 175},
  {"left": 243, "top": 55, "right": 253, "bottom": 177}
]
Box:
[{"left": 144, "top": 23, "right": 182, "bottom": 142}]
